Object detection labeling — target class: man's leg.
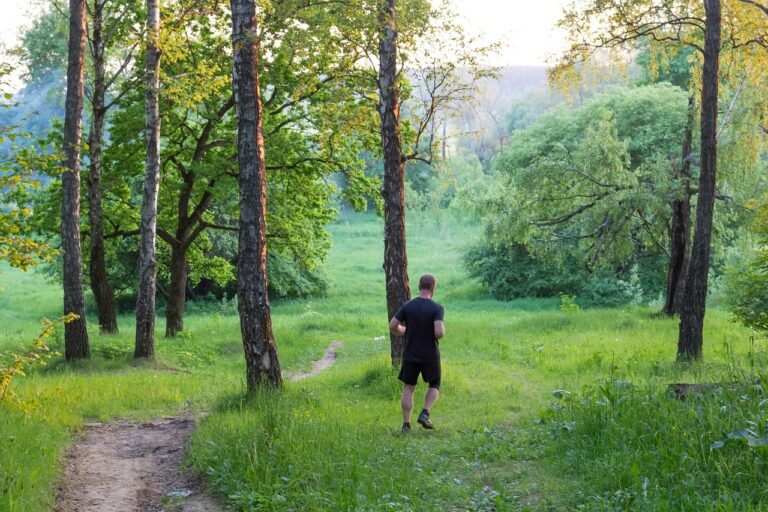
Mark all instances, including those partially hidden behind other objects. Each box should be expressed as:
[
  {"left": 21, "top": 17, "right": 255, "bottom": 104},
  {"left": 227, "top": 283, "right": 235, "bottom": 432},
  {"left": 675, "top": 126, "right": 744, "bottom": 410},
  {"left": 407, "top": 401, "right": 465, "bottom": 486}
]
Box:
[
  {"left": 423, "top": 386, "right": 439, "bottom": 412},
  {"left": 401, "top": 384, "right": 416, "bottom": 424},
  {"left": 418, "top": 361, "right": 441, "bottom": 429}
]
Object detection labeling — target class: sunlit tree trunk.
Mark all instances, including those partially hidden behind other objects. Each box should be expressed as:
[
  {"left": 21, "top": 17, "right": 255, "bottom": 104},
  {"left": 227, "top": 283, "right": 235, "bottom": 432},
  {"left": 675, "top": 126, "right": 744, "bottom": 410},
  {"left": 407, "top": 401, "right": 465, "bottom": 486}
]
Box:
[
  {"left": 378, "top": 0, "right": 411, "bottom": 366},
  {"left": 135, "top": 0, "right": 161, "bottom": 358},
  {"left": 678, "top": 0, "right": 721, "bottom": 360},
  {"left": 230, "top": 0, "right": 282, "bottom": 389},
  {"left": 87, "top": 0, "right": 118, "bottom": 334},
  {"left": 62, "top": 0, "right": 90, "bottom": 360}
]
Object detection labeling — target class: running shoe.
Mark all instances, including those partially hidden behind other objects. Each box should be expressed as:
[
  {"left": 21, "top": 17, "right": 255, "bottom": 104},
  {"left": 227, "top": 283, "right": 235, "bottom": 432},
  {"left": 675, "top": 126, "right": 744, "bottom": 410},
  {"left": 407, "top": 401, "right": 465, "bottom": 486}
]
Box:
[{"left": 417, "top": 410, "right": 434, "bottom": 429}]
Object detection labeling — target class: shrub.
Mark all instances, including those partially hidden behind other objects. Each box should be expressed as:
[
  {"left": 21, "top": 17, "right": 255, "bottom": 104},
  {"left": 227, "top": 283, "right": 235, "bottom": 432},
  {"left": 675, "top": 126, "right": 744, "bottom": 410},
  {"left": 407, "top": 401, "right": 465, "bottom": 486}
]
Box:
[
  {"left": 724, "top": 254, "right": 768, "bottom": 332},
  {"left": 463, "top": 243, "right": 583, "bottom": 300},
  {"left": 0, "top": 315, "right": 67, "bottom": 406},
  {"left": 267, "top": 252, "right": 329, "bottom": 300},
  {"left": 725, "top": 198, "right": 768, "bottom": 333},
  {"left": 464, "top": 243, "right": 659, "bottom": 307}
]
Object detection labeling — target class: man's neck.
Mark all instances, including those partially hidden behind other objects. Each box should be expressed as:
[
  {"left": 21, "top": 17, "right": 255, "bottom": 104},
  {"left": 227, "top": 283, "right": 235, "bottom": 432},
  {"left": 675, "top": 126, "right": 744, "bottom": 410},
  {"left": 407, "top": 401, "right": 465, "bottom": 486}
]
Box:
[{"left": 418, "top": 291, "right": 432, "bottom": 299}]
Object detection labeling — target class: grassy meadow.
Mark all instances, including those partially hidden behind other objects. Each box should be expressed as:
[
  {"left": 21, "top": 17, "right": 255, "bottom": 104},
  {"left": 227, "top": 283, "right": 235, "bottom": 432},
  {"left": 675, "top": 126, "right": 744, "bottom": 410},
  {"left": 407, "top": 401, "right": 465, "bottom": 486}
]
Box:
[{"left": 1, "top": 212, "right": 766, "bottom": 511}]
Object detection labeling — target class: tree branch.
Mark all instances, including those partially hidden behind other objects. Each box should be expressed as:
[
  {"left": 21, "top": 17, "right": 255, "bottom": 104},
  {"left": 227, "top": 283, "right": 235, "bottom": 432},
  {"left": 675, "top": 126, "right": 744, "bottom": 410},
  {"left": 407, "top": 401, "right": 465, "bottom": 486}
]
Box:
[
  {"left": 739, "top": 0, "right": 768, "bottom": 15},
  {"left": 192, "top": 96, "right": 235, "bottom": 164},
  {"left": 717, "top": 75, "right": 746, "bottom": 140}
]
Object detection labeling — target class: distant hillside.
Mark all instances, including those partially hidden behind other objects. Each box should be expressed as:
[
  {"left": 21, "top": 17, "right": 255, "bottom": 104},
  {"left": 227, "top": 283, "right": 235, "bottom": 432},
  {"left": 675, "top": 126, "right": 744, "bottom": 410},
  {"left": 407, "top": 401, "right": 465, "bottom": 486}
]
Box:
[{"left": 476, "top": 65, "right": 549, "bottom": 107}]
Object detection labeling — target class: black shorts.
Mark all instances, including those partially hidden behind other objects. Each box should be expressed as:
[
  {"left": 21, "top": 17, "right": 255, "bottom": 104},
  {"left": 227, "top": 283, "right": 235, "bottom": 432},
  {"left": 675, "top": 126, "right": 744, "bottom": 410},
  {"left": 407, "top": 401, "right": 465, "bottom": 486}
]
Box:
[{"left": 398, "top": 360, "right": 441, "bottom": 389}]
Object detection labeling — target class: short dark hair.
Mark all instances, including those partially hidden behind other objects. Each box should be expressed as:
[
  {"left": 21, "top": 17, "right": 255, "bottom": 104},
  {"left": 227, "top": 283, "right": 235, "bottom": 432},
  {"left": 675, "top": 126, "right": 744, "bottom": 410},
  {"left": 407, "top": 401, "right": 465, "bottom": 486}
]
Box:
[{"left": 418, "top": 274, "right": 436, "bottom": 291}]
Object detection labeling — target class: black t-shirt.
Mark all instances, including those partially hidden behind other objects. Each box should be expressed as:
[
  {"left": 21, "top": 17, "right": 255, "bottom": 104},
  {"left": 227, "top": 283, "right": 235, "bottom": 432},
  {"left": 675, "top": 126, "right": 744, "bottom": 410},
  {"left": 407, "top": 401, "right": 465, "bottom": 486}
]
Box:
[{"left": 394, "top": 297, "right": 444, "bottom": 362}]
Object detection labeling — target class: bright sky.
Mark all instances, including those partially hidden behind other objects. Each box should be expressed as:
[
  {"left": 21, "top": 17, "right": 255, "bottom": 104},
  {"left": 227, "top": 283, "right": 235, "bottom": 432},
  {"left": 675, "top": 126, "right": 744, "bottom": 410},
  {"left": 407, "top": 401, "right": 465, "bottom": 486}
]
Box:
[
  {"left": 0, "top": 0, "right": 39, "bottom": 52},
  {"left": 0, "top": 0, "right": 571, "bottom": 66},
  {"left": 452, "top": 0, "right": 571, "bottom": 66}
]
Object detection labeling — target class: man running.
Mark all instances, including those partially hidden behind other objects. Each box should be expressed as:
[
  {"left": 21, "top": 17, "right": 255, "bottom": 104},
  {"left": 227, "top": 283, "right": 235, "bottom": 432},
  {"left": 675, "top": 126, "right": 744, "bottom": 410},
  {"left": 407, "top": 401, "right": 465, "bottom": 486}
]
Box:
[{"left": 389, "top": 274, "right": 445, "bottom": 433}]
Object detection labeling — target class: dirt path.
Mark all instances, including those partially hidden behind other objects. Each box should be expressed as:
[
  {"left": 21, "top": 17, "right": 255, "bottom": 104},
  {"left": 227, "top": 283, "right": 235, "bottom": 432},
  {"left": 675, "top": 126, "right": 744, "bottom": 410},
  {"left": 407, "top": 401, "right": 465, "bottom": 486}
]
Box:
[
  {"left": 289, "top": 340, "right": 342, "bottom": 381},
  {"left": 55, "top": 342, "right": 341, "bottom": 511},
  {"left": 55, "top": 416, "right": 222, "bottom": 512}
]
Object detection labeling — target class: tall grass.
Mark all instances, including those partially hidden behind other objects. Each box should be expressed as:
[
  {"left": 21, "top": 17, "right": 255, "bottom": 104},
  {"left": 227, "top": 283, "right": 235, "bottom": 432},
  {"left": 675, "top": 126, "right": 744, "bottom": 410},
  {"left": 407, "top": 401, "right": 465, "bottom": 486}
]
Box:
[
  {"left": 542, "top": 357, "right": 768, "bottom": 511},
  {"left": 0, "top": 212, "right": 763, "bottom": 510}
]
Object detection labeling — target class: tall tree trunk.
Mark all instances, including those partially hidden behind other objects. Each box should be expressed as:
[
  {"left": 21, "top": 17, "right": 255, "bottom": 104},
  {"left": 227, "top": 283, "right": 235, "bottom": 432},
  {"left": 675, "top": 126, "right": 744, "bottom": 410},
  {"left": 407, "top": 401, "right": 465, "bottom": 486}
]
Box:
[
  {"left": 678, "top": 0, "right": 721, "bottom": 360},
  {"left": 135, "top": 0, "right": 161, "bottom": 359},
  {"left": 87, "top": 0, "right": 118, "bottom": 334},
  {"left": 165, "top": 242, "right": 186, "bottom": 337},
  {"left": 162, "top": 97, "right": 233, "bottom": 337},
  {"left": 663, "top": 95, "right": 695, "bottom": 316},
  {"left": 62, "top": 0, "right": 90, "bottom": 360},
  {"left": 378, "top": 0, "right": 411, "bottom": 367},
  {"left": 230, "top": 0, "right": 282, "bottom": 389}
]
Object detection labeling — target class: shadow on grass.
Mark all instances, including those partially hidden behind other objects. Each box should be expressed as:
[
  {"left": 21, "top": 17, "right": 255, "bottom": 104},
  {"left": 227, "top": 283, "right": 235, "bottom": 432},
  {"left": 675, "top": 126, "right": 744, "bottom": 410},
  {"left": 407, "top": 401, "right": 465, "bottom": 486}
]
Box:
[
  {"left": 42, "top": 351, "right": 184, "bottom": 375},
  {"left": 208, "top": 385, "right": 286, "bottom": 414}
]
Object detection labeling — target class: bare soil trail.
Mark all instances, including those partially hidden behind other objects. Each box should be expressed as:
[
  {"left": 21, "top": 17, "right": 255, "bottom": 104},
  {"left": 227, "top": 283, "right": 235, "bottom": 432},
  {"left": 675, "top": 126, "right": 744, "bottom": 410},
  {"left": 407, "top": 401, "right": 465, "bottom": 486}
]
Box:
[
  {"left": 289, "top": 340, "right": 342, "bottom": 381},
  {"left": 55, "top": 341, "right": 343, "bottom": 511},
  {"left": 55, "top": 415, "right": 222, "bottom": 512}
]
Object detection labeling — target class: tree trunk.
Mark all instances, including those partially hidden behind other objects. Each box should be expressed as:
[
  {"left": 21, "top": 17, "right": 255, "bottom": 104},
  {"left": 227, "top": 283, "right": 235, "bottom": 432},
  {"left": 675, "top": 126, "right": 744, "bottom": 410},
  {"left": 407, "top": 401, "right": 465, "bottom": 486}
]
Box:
[
  {"left": 230, "top": 0, "right": 282, "bottom": 389},
  {"left": 87, "top": 0, "right": 118, "bottom": 334},
  {"left": 62, "top": 0, "right": 90, "bottom": 360},
  {"left": 663, "top": 96, "right": 695, "bottom": 316},
  {"left": 378, "top": 0, "right": 411, "bottom": 366},
  {"left": 678, "top": 0, "right": 721, "bottom": 360},
  {"left": 165, "top": 242, "right": 186, "bottom": 337},
  {"left": 162, "top": 97, "right": 233, "bottom": 337},
  {"left": 665, "top": 193, "right": 691, "bottom": 315},
  {"left": 135, "top": 0, "right": 161, "bottom": 359}
]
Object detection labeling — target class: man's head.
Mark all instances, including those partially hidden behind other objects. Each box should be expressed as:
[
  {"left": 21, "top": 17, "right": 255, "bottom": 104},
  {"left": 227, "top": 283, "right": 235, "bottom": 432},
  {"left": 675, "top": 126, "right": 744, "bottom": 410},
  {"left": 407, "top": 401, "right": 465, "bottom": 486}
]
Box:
[{"left": 418, "top": 274, "right": 437, "bottom": 297}]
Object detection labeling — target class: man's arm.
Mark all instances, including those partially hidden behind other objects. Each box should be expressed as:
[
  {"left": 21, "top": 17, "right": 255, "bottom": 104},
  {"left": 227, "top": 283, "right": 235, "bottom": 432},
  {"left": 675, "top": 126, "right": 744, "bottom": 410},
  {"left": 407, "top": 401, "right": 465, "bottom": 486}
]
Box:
[
  {"left": 434, "top": 320, "right": 445, "bottom": 340},
  {"left": 390, "top": 317, "right": 406, "bottom": 335}
]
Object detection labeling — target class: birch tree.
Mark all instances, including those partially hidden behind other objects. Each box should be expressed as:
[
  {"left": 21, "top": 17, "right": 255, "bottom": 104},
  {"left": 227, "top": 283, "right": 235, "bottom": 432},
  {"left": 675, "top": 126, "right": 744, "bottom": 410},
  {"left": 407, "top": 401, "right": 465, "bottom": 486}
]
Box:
[{"left": 134, "top": 0, "right": 161, "bottom": 358}]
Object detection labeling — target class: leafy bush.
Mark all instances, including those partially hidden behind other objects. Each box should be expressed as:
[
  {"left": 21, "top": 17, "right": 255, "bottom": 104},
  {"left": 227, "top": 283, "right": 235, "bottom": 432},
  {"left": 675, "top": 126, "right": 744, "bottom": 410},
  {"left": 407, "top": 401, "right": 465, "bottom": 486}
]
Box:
[
  {"left": 0, "top": 315, "right": 66, "bottom": 406},
  {"left": 180, "top": 251, "right": 329, "bottom": 312},
  {"left": 725, "top": 199, "right": 768, "bottom": 332},
  {"left": 92, "top": 247, "right": 330, "bottom": 314},
  {"left": 579, "top": 268, "right": 641, "bottom": 308},
  {"left": 559, "top": 293, "right": 581, "bottom": 313},
  {"left": 464, "top": 243, "right": 661, "bottom": 307},
  {"left": 463, "top": 243, "right": 584, "bottom": 300},
  {"left": 267, "top": 252, "right": 329, "bottom": 300},
  {"left": 724, "top": 256, "right": 768, "bottom": 332}
]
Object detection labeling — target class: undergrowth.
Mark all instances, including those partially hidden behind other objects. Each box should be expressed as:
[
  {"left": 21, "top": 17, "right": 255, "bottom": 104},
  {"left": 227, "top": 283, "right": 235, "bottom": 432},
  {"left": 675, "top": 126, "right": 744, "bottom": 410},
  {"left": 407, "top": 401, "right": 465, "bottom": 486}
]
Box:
[
  {"left": 541, "top": 345, "right": 768, "bottom": 511},
  {"left": 0, "top": 212, "right": 763, "bottom": 511}
]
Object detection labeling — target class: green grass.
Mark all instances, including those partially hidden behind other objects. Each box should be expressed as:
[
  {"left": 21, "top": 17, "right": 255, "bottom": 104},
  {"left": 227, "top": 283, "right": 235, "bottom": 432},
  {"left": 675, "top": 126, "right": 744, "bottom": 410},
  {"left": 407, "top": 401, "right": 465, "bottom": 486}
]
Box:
[{"left": 0, "top": 211, "right": 764, "bottom": 511}]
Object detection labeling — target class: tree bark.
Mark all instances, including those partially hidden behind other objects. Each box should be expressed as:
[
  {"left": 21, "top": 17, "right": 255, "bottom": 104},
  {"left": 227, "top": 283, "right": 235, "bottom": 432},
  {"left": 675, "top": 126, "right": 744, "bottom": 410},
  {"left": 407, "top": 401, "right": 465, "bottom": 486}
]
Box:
[
  {"left": 162, "top": 98, "right": 233, "bottom": 337},
  {"left": 663, "top": 95, "right": 694, "bottom": 316},
  {"left": 62, "top": 0, "right": 90, "bottom": 360},
  {"left": 230, "top": 0, "right": 282, "bottom": 389},
  {"left": 378, "top": 0, "right": 411, "bottom": 366},
  {"left": 135, "top": 0, "right": 161, "bottom": 359},
  {"left": 87, "top": 0, "right": 119, "bottom": 334},
  {"left": 165, "top": 242, "right": 186, "bottom": 337},
  {"left": 678, "top": 0, "right": 721, "bottom": 360}
]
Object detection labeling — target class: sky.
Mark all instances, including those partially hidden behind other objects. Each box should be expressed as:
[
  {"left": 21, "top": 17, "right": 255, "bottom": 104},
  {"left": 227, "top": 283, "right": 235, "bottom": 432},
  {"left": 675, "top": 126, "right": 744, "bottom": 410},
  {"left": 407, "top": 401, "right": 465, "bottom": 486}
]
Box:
[
  {"left": 451, "top": 0, "right": 571, "bottom": 66},
  {"left": 0, "top": 0, "right": 571, "bottom": 66},
  {"left": 0, "top": 0, "right": 40, "bottom": 52}
]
